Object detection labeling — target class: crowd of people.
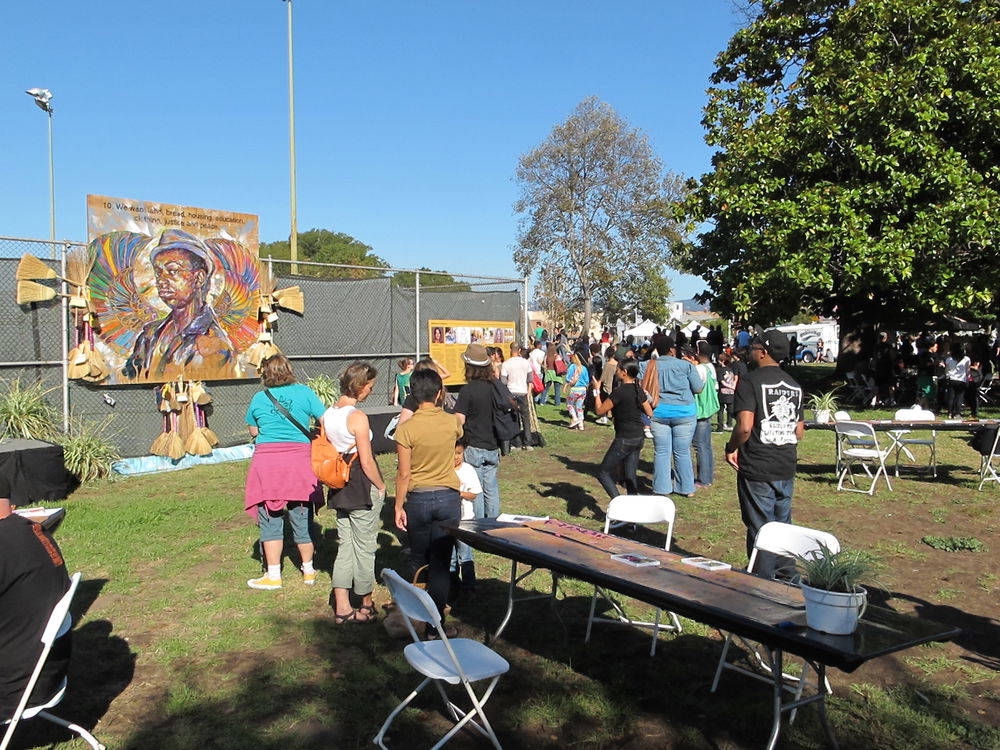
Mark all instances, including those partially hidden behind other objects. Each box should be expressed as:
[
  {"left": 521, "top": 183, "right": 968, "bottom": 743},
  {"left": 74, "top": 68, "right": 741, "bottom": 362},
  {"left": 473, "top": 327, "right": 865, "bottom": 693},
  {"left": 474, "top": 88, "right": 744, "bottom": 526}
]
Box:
[{"left": 237, "top": 320, "right": 813, "bottom": 630}]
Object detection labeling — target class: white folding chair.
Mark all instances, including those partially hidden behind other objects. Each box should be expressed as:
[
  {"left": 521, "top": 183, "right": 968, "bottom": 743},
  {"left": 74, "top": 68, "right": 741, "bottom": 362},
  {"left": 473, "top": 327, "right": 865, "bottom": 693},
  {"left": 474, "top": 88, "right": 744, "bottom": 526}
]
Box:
[
  {"left": 375, "top": 569, "right": 509, "bottom": 750},
  {"left": 584, "top": 495, "right": 681, "bottom": 656},
  {"left": 832, "top": 410, "right": 874, "bottom": 476},
  {"left": 711, "top": 523, "right": 840, "bottom": 719},
  {"left": 977, "top": 426, "right": 1000, "bottom": 491},
  {"left": 1, "top": 572, "right": 105, "bottom": 750},
  {"left": 834, "top": 421, "right": 893, "bottom": 494},
  {"left": 889, "top": 407, "right": 937, "bottom": 477}
]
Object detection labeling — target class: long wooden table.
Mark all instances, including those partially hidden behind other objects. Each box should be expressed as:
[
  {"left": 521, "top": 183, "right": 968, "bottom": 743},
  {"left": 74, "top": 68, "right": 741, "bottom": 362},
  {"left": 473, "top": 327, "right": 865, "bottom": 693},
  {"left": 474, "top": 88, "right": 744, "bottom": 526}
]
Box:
[
  {"left": 806, "top": 418, "right": 999, "bottom": 432},
  {"left": 446, "top": 518, "right": 960, "bottom": 750}
]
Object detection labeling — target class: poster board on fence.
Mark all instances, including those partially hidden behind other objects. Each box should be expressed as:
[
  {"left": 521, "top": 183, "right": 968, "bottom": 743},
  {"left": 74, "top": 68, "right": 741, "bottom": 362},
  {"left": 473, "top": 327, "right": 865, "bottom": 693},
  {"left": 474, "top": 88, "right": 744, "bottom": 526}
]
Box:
[
  {"left": 85, "top": 194, "right": 260, "bottom": 384},
  {"left": 429, "top": 319, "right": 515, "bottom": 385}
]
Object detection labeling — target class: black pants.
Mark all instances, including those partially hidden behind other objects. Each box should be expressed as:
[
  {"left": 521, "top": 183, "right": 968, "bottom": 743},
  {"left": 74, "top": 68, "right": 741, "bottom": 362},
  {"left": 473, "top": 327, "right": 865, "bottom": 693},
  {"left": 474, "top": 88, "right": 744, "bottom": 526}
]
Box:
[
  {"left": 596, "top": 435, "right": 645, "bottom": 499},
  {"left": 948, "top": 380, "right": 966, "bottom": 417},
  {"left": 716, "top": 399, "right": 734, "bottom": 430},
  {"left": 511, "top": 394, "right": 532, "bottom": 447}
]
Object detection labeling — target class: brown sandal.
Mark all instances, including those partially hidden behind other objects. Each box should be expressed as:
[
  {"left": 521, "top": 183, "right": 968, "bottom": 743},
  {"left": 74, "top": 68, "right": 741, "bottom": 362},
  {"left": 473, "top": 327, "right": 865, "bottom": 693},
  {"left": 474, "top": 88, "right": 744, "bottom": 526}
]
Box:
[
  {"left": 357, "top": 604, "right": 378, "bottom": 620},
  {"left": 333, "top": 608, "right": 373, "bottom": 624}
]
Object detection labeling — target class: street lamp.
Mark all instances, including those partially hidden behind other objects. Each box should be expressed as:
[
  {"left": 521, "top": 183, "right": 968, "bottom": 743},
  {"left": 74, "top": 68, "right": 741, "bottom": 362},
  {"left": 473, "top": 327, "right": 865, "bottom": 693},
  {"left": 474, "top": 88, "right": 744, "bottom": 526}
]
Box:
[
  {"left": 25, "top": 88, "right": 55, "bottom": 256},
  {"left": 25, "top": 87, "right": 67, "bottom": 432},
  {"left": 282, "top": 0, "right": 299, "bottom": 274}
]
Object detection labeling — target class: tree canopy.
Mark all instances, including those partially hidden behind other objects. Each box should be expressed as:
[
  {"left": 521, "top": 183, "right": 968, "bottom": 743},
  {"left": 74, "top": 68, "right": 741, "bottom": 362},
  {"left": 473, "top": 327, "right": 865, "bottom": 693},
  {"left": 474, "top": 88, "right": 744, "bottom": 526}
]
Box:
[
  {"left": 680, "top": 0, "right": 1000, "bottom": 333},
  {"left": 260, "top": 229, "right": 388, "bottom": 279},
  {"left": 514, "top": 96, "right": 686, "bottom": 335}
]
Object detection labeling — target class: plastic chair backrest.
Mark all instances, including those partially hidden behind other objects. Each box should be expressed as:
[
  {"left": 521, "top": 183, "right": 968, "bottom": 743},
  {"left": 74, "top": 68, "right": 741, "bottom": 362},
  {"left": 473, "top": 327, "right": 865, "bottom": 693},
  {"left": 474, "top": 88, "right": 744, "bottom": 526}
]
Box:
[
  {"left": 604, "top": 495, "right": 675, "bottom": 551},
  {"left": 834, "top": 420, "right": 877, "bottom": 442},
  {"left": 381, "top": 569, "right": 440, "bottom": 628},
  {"left": 749, "top": 522, "right": 840, "bottom": 573},
  {"left": 895, "top": 407, "right": 935, "bottom": 422},
  {"left": 42, "top": 572, "right": 80, "bottom": 646},
  {"left": 833, "top": 411, "right": 852, "bottom": 421}
]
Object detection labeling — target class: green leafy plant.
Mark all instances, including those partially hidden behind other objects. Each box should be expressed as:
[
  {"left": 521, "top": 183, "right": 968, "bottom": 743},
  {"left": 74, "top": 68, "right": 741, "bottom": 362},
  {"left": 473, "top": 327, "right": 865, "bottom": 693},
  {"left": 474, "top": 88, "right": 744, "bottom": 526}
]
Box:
[
  {"left": 0, "top": 377, "right": 58, "bottom": 439},
  {"left": 921, "top": 536, "right": 987, "bottom": 552},
  {"left": 59, "top": 416, "right": 121, "bottom": 483},
  {"left": 794, "top": 541, "right": 876, "bottom": 593},
  {"left": 807, "top": 389, "right": 840, "bottom": 414},
  {"left": 306, "top": 374, "right": 340, "bottom": 407}
]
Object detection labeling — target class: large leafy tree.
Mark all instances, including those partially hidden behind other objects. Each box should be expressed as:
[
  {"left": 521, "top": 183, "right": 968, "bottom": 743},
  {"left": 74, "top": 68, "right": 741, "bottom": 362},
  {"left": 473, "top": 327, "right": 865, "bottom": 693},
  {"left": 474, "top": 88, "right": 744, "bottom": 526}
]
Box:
[
  {"left": 260, "top": 229, "right": 388, "bottom": 279},
  {"left": 514, "top": 97, "right": 686, "bottom": 336},
  {"left": 680, "top": 0, "right": 1000, "bottom": 352}
]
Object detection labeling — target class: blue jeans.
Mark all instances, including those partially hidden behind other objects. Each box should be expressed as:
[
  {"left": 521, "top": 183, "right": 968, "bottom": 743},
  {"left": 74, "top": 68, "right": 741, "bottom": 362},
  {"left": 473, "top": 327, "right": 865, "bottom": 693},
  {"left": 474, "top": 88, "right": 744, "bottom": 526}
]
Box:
[
  {"left": 536, "top": 379, "right": 563, "bottom": 406},
  {"left": 597, "top": 436, "right": 645, "bottom": 499},
  {"left": 693, "top": 418, "right": 714, "bottom": 486},
  {"left": 405, "top": 488, "right": 461, "bottom": 615},
  {"left": 650, "top": 416, "right": 697, "bottom": 496},
  {"left": 458, "top": 446, "right": 501, "bottom": 565},
  {"left": 737, "top": 475, "right": 794, "bottom": 579}
]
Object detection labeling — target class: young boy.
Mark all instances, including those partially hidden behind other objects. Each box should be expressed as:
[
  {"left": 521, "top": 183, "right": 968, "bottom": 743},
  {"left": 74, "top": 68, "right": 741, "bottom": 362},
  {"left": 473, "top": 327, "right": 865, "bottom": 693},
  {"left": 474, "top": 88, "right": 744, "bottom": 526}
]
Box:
[{"left": 451, "top": 442, "right": 483, "bottom": 598}]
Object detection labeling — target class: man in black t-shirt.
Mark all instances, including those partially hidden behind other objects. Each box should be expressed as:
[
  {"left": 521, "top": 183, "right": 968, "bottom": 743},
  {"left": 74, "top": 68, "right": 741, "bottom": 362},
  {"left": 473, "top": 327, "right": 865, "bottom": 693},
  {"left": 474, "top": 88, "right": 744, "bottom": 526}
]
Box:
[
  {"left": 454, "top": 343, "right": 502, "bottom": 519},
  {"left": 0, "top": 477, "right": 72, "bottom": 720},
  {"left": 724, "top": 330, "right": 804, "bottom": 578}
]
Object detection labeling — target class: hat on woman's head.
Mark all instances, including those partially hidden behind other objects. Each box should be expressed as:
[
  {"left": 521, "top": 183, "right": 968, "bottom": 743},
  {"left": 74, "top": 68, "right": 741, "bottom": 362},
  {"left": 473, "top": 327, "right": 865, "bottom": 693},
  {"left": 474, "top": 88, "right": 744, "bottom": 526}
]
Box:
[{"left": 462, "top": 343, "right": 491, "bottom": 366}]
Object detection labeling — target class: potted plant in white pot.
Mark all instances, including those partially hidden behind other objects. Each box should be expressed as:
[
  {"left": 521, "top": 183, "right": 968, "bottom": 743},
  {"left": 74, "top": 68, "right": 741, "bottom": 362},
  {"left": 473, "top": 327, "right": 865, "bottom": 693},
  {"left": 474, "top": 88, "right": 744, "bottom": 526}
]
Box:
[
  {"left": 793, "top": 542, "right": 874, "bottom": 635},
  {"left": 807, "top": 389, "right": 840, "bottom": 424}
]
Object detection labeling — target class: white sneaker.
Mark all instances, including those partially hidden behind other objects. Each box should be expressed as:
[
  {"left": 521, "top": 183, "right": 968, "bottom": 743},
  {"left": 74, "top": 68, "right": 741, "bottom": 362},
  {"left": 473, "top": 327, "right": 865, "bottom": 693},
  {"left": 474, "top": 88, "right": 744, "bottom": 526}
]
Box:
[
  {"left": 643, "top": 427, "right": 653, "bottom": 439},
  {"left": 596, "top": 416, "right": 609, "bottom": 425}
]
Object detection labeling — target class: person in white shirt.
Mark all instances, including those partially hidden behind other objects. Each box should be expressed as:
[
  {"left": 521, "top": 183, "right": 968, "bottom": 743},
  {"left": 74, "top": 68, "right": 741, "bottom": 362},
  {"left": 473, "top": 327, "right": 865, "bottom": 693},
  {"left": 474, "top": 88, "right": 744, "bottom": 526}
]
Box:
[
  {"left": 451, "top": 442, "right": 484, "bottom": 598},
  {"left": 944, "top": 343, "right": 971, "bottom": 418},
  {"left": 501, "top": 344, "right": 534, "bottom": 450},
  {"left": 528, "top": 340, "right": 546, "bottom": 398}
]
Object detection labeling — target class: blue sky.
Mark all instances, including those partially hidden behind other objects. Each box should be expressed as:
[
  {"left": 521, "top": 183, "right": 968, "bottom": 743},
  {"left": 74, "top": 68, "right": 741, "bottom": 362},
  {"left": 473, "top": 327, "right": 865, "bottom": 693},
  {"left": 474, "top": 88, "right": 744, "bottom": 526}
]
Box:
[{"left": 1, "top": 1, "right": 742, "bottom": 299}]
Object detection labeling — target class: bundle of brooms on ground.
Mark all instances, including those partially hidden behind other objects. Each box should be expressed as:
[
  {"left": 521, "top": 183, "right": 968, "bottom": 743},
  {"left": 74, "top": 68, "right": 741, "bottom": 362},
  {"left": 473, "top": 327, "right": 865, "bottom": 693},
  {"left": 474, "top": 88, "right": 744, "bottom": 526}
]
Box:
[{"left": 150, "top": 378, "right": 219, "bottom": 459}]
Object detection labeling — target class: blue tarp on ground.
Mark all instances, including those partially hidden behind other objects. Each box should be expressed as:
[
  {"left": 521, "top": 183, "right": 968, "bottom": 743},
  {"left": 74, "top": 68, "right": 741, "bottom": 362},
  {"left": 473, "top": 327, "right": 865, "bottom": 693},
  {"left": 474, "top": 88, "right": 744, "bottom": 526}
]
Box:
[{"left": 112, "top": 444, "right": 253, "bottom": 476}]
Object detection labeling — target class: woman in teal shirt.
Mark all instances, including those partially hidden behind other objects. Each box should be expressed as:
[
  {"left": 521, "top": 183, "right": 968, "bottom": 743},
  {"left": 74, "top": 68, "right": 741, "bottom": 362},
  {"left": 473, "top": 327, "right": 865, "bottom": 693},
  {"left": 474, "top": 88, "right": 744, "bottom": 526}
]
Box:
[{"left": 244, "top": 354, "right": 327, "bottom": 590}]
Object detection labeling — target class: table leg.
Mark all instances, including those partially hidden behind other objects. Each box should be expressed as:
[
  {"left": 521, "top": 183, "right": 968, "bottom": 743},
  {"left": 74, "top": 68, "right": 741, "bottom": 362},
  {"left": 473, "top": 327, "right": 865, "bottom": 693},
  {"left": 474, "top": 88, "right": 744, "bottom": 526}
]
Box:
[
  {"left": 488, "top": 560, "right": 562, "bottom": 644},
  {"left": 766, "top": 649, "right": 784, "bottom": 750},
  {"left": 814, "top": 664, "right": 839, "bottom": 750},
  {"left": 489, "top": 560, "right": 520, "bottom": 643}
]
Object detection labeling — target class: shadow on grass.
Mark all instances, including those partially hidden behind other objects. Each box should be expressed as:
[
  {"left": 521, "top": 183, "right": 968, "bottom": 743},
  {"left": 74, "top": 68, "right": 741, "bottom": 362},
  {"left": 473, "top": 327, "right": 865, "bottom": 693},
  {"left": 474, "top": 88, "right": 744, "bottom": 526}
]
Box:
[
  {"left": 7, "top": 616, "right": 134, "bottom": 750},
  {"left": 529, "top": 480, "right": 604, "bottom": 520}
]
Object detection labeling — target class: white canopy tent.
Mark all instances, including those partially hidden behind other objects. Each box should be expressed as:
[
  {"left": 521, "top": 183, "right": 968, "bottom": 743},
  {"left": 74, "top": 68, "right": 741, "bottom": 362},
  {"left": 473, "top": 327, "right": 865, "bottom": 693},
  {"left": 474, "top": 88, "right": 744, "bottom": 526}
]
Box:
[{"left": 623, "top": 319, "right": 661, "bottom": 338}]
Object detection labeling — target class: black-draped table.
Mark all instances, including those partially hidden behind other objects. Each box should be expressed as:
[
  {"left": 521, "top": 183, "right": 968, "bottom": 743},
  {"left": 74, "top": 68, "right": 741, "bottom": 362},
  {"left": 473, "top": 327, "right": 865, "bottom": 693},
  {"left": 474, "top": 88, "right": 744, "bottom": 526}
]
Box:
[
  {"left": 806, "top": 418, "right": 999, "bottom": 432},
  {"left": 0, "top": 439, "right": 72, "bottom": 505},
  {"left": 446, "top": 518, "right": 960, "bottom": 750}
]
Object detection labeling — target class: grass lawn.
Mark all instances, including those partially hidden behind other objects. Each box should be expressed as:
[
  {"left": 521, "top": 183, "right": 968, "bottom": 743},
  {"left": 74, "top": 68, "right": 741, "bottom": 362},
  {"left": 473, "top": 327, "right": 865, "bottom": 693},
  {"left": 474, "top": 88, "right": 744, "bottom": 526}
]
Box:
[{"left": 12, "top": 364, "right": 1000, "bottom": 749}]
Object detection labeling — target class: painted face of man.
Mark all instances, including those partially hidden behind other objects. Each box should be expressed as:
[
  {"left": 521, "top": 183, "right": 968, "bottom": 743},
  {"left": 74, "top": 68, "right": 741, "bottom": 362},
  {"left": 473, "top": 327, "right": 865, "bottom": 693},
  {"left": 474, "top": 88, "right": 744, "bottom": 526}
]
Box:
[{"left": 153, "top": 248, "right": 207, "bottom": 309}]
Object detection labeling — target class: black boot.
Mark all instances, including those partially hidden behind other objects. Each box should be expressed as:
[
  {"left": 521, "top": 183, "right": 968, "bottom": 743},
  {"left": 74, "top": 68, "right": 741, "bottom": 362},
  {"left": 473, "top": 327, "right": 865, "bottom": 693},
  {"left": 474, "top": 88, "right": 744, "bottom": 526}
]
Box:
[{"left": 460, "top": 561, "right": 477, "bottom": 594}]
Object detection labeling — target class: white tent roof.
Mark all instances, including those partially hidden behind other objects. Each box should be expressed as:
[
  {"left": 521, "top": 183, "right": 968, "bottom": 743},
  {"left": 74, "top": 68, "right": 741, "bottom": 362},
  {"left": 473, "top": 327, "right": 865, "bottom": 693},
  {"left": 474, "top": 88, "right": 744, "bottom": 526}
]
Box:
[{"left": 623, "top": 319, "right": 660, "bottom": 337}]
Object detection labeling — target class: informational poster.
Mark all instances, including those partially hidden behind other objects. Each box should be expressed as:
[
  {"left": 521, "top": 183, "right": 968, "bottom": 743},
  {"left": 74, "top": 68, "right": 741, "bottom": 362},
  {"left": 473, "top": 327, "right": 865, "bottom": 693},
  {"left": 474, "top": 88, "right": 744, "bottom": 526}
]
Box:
[
  {"left": 429, "top": 319, "right": 515, "bottom": 385},
  {"left": 85, "top": 194, "right": 261, "bottom": 384}
]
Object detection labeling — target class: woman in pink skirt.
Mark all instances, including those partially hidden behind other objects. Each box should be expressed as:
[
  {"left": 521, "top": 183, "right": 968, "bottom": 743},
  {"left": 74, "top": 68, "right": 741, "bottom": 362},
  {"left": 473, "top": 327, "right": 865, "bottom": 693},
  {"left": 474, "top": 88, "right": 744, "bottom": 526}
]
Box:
[{"left": 244, "top": 354, "right": 327, "bottom": 590}]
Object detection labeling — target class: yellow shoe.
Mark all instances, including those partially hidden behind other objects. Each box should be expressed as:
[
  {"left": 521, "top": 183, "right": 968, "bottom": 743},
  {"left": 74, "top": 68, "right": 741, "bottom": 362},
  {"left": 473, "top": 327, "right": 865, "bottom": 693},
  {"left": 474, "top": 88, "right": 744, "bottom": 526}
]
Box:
[
  {"left": 248, "top": 575, "right": 282, "bottom": 590},
  {"left": 302, "top": 571, "right": 317, "bottom": 585}
]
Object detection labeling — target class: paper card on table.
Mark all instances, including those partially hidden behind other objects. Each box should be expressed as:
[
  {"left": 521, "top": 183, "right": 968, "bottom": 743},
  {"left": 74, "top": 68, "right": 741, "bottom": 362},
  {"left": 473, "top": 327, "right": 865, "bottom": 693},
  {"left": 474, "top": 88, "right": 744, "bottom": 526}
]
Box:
[
  {"left": 681, "top": 556, "right": 733, "bottom": 571},
  {"left": 496, "top": 513, "right": 550, "bottom": 524},
  {"left": 610, "top": 553, "right": 661, "bottom": 568},
  {"left": 14, "top": 507, "right": 61, "bottom": 521}
]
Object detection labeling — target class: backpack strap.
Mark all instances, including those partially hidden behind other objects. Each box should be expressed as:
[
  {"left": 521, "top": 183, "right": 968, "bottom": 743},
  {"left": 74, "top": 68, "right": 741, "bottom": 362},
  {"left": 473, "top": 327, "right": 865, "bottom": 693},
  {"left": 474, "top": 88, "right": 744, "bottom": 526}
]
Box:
[{"left": 264, "top": 389, "right": 313, "bottom": 439}]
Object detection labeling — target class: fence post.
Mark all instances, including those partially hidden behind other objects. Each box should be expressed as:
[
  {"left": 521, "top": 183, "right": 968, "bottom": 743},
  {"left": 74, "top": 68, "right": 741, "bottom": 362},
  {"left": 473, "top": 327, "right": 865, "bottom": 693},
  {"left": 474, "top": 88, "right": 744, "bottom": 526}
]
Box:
[
  {"left": 414, "top": 271, "right": 421, "bottom": 362},
  {"left": 60, "top": 242, "right": 69, "bottom": 432},
  {"left": 522, "top": 276, "right": 529, "bottom": 346}
]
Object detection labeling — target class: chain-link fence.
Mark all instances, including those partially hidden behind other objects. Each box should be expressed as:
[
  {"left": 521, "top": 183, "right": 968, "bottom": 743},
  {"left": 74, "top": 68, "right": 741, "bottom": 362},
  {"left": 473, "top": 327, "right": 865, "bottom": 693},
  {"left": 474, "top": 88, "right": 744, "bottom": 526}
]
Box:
[{"left": 0, "top": 236, "right": 525, "bottom": 457}]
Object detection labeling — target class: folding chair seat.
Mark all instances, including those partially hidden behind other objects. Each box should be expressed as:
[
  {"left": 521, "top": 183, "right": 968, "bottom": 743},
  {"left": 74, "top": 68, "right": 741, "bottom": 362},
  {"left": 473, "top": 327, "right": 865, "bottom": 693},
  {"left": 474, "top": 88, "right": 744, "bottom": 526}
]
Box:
[
  {"left": 889, "top": 407, "right": 937, "bottom": 477},
  {"left": 1, "top": 572, "right": 105, "bottom": 750},
  {"left": 584, "top": 495, "right": 681, "bottom": 656},
  {"left": 834, "top": 421, "right": 893, "bottom": 494},
  {"left": 375, "top": 569, "right": 509, "bottom": 750},
  {"left": 711, "top": 523, "right": 840, "bottom": 719},
  {"left": 977, "top": 426, "right": 1000, "bottom": 491}
]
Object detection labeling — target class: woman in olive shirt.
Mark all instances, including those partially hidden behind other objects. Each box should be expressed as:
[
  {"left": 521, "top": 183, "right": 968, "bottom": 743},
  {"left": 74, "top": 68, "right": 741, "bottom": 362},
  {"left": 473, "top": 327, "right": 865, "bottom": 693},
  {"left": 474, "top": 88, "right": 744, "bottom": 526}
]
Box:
[{"left": 394, "top": 369, "right": 463, "bottom": 632}]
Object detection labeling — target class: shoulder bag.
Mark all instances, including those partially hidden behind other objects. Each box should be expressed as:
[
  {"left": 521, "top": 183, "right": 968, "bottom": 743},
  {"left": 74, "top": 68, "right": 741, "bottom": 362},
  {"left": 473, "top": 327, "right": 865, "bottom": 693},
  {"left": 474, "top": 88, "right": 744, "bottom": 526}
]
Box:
[
  {"left": 265, "top": 390, "right": 356, "bottom": 489},
  {"left": 640, "top": 360, "right": 660, "bottom": 409}
]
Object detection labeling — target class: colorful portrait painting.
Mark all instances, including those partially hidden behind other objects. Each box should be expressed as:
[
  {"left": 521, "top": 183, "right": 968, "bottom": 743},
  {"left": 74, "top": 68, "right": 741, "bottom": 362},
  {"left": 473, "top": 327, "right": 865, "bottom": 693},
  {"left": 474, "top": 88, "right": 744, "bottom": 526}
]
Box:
[{"left": 85, "top": 195, "right": 260, "bottom": 384}]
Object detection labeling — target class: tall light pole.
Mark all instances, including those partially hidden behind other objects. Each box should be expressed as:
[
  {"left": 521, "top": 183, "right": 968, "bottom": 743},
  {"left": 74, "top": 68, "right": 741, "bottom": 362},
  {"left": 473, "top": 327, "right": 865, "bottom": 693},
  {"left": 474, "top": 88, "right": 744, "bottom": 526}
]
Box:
[
  {"left": 25, "top": 88, "right": 55, "bottom": 258},
  {"left": 25, "top": 87, "right": 67, "bottom": 432},
  {"left": 283, "top": 0, "right": 299, "bottom": 274}
]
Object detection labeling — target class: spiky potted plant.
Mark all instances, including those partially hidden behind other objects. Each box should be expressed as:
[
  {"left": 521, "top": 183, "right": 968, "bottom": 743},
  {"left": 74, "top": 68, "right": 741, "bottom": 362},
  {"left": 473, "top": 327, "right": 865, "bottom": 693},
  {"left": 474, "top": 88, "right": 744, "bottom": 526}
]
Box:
[
  {"left": 807, "top": 389, "right": 840, "bottom": 424},
  {"left": 793, "top": 542, "right": 874, "bottom": 634}
]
